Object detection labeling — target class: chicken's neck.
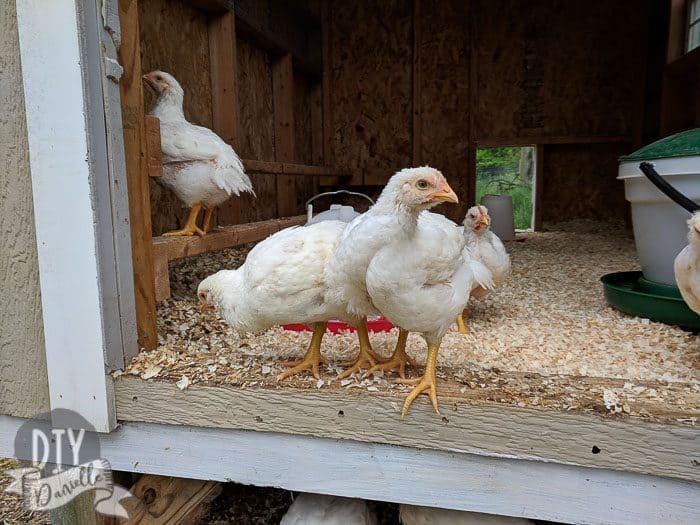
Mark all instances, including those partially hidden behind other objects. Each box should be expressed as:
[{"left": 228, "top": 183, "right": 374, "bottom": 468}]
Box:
[
  {"left": 369, "top": 198, "right": 420, "bottom": 235},
  {"left": 151, "top": 91, "right": 186, "bottom": 122}
]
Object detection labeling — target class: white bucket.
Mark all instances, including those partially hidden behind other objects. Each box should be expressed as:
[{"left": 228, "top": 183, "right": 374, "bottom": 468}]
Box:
[
  {"left": 618, "top": 156, "right": 700, "bottom": 285},
  {"left": 480, "top": 194, "right": 515, "bottom": 241}
]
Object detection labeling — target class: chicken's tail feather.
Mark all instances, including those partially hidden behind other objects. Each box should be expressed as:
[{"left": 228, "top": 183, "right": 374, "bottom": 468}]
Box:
[{"left": 215, "top": 149, "right": 256, "bottom": 197}]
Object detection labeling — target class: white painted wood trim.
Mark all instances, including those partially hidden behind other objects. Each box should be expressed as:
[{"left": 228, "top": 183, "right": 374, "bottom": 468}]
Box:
[
  {"left": 1, "top": 415, "right": 698, "bottom": 525},
  {"left": 15, "top": 0, "right": 116, "bottom": 431}
]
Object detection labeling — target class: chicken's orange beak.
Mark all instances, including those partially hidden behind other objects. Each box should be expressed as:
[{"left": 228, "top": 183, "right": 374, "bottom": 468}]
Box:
[
  {"left": 478, "top": 216, "right": 490, "bottom": 227},
  {"left": 428, "top": 183, "right": 459, "bottom": 204}
]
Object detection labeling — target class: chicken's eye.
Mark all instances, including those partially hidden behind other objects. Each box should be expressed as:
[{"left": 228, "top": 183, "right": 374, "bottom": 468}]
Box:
[
  {"left": 156, "top": 75, "right": 163, "bottom": 81},
  {"left": 416, "top": 179, "right": 428, "bottom": 190}
]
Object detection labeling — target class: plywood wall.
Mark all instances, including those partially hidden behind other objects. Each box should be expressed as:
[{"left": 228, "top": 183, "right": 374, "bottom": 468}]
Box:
[
  {"left": 0, "top": 0, "right": 50, "bottom": 418},
  {"left": 419, "top": 0, "right": 472, "bottom": 221},
  {"left": 329, "top": 0, "right": 413, "bottom": 172},
  {"left": 473, "top": 0, "right": 646, "bottom": 141},
  {"left": 235, "top": 36, "right": 277, "bottom": 222},
  {"left": 327, "top": 0, "right": 659, "bottom": 222},
  {"left": 541, "top": 143, "right": 630, "bottom": 223}
]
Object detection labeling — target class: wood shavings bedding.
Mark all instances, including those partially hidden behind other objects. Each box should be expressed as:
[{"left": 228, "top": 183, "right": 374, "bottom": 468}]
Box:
[{"left": 122, "top": 220, "right": 699, "bottom": 413}]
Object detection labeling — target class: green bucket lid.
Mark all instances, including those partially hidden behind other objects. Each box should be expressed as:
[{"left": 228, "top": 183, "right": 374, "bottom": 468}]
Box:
[{"left": 619, "top": 128, "right": 700, "bottom": 162}]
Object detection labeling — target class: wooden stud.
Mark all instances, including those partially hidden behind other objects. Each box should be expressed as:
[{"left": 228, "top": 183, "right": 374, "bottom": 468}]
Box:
[
  {"left": 310, "top": 82, "right": 323, "bottom": 193},
  {"left": 144, "top": 116, "right": 163, "bottom": 178},
  {"left": 412, "top": 0, "right": 422, "bottom": 166},
  {"left": 466, "top": 0, "right": 478, "bottom": 209},
  {"left": 118, "top": 0, "right": 158, "bottom": 350},
  {"left": 272, "top": 53, "right": 297, "bottom": 217},
  {"left": 667, "top": 0, "right": 689, "bottom": 64},
  {"left": 534, "top": 144, "right": 544, "bottom": 231},
  {"left": 122, "top": 474, "right": 221, "bottom": 524},
  {"left": 208, "top": 11, "right": 241, "bottom": 228},
  {"left": 321, "top": 1, "right": 333, "bottom": 164}
]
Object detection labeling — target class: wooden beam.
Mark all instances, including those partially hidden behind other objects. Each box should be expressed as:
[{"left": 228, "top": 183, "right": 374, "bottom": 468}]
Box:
[
  {"left": 118, "top": 0, "right": 158, "bottom": 350},
  {"left": 234, "top": 0, "right": 322, "bottom": 76},
  {"left": 243, "top": 159, "right": 351, "bottom": 177},
  {"left": 412, "top": 0, "right": 422, "bottom": 166},
  {"left": 533, "top": 144, "right": 544, "bottom": 231},
  {"left": 153, "top": 215, "right": 306, "bottom": 262},
  {"left": 208, "top": 11, "right": 241, "bottom": 227},
  {"left": 123, "top": 474, "right": 221, "bottom": 524},
  {"left": 667, "top": 0, "right": 689, "bottom": 64},
  {"left": 273, "top": 53, "right": 297, "bottom": 217},
  {"left": 475, "top": 136, "right": 632, "bottom": 147},
  {"left": 144, "top": 116, "right": 163, "bottom": 178},
  {"left": 321, "top": 1, "right": 333, "bottom": 164}
]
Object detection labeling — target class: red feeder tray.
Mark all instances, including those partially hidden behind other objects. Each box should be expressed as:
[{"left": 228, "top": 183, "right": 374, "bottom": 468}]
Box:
[{"left": 282, "top": 317, "right": 394, "bottom": 333}]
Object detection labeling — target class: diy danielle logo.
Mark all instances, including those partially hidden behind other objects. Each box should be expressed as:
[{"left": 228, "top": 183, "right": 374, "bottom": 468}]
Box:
[{"left": 3, "top": 409, "right": 133, "bottom": 518}]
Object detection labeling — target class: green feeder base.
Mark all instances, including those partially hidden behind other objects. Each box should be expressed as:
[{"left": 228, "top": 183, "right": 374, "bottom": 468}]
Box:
[{"left": 601, "top": 271, "right": 700, "bottom": 330}]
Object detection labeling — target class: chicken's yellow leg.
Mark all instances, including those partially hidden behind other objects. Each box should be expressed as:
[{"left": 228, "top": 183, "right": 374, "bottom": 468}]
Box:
[
  {"left": 396, "top": 341, "right": 440, "bottom": 417},
  {"left": 202, "top": 208, "right": 214, "bottom": 233},
  {"left": 366, "top": 328, "right": 415, "bottom": 379},
  {"left": 456, "top": 311, "right": 469, "bottom": 334},
  {"left": 163, "top": 203, "right": 205, "bottom": 237},
  {"left": 338, "top": 319, "right": 384, "bottom": 379},
  {"left": 277, "top": 322, "right": 329, "bottom": 381}
]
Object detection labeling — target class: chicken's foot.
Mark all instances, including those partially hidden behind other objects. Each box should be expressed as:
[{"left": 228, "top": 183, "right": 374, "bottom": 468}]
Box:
[
  {"left": 365, "top": 328, "right": 415, "bottom": 379},
  {"left": 396, "top": 341, "right": 440, "bottom": 417},
  {"left": 163, "top": 203, "right": 205, "bottom": 237},
  {"left": 338, "top": 320, "right": 383, "bottom": 379},
  {"left": 277, "top": 322, "right": 328, "bottom": 381},
  {"left": 455, "top": 311, "right": 469, "bottom": 334}
]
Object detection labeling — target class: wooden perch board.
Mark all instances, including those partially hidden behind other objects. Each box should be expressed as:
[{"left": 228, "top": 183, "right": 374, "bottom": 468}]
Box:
[{"left": 153, "top": 215, "right": 306, "bottom": 301}]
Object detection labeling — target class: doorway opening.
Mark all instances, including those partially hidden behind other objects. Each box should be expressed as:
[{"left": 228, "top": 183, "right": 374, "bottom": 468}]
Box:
[{"left": 475, "top": 146, "right": 536, "bottom": 231}]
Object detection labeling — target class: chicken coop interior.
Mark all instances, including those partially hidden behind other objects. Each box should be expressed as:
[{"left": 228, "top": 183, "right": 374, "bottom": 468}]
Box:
[{"left": 111, "top": 0, "right": 699, "bottom": 483}]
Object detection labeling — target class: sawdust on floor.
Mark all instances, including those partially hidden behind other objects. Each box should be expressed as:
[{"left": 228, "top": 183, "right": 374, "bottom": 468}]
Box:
[{"left": 118, "top": 220, "right": 699, "bottom": 420}]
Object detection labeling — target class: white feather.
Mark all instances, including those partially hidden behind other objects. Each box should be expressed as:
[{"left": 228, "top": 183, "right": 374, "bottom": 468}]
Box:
[
  {"left": 675, "top": 212, "right": 700, "bottom": 315},
  {"left": 199, "top": 221, "right": 350, "bottom": 333},
  {"left": 281, "top": 493, "right": 378, "bottom": 525},
  {"left": 400, "top": 505, "right": 534, "bottom": 525}
]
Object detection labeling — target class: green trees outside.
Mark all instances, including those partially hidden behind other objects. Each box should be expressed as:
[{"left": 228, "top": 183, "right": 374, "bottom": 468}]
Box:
[{"left": 475, "top": 146, "right": 534, "bottom": 229}]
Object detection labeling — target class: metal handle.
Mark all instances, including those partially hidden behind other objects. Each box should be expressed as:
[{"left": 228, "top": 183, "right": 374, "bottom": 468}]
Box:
[
  {"left": 638, "top": 162, "right": 700, "bottom": 214},
  {"left": 305, "top": 190, "right": 375, "bottom": 208}
]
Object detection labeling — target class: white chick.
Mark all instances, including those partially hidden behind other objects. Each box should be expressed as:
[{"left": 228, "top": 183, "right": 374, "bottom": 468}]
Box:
[
  {"left": 674, "top": 211, "right": 700, "bottom": 314},
  {"left": 400, "top": 504, "right": 534, "bottom": 525},
  {"left": 281, "top": 493, "right": 377, "bottom": 525},
  {"left": 324, "top": 167, "right": 458, "bottom": 378},
  {"left": 143, "top": 70, "right": 254, "bottom": 236},
  {"left": 198, "top": 221, "right": 370, "bottom": 380},
  {"left": 456, "top": 205, "right": 511, "bottom": 333}
]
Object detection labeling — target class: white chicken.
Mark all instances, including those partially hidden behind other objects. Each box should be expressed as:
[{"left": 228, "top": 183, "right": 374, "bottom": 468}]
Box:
[
  {"left": 674, "top": 211, "right": 700, "bottom": 315},
  {"left": 456, "top": 205, "right": 511, "bottom": 333},
  {"left": 324, "top": 167, "right": 459, "bottom": 378},
  {"left": 400, "top": 504, "right": 534, "bottom": 525},
  {"left": 143, "top": 70, "right": 254, "bottom": 236},
  {"left": 198, "top": 220, "right": 374, "bottom": 380},
  {"left": 364, "top": 178, "right": 492, "bottom": 416},
  {"left": 280, "top": 493, "right": 377, "bottom": 525}
]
